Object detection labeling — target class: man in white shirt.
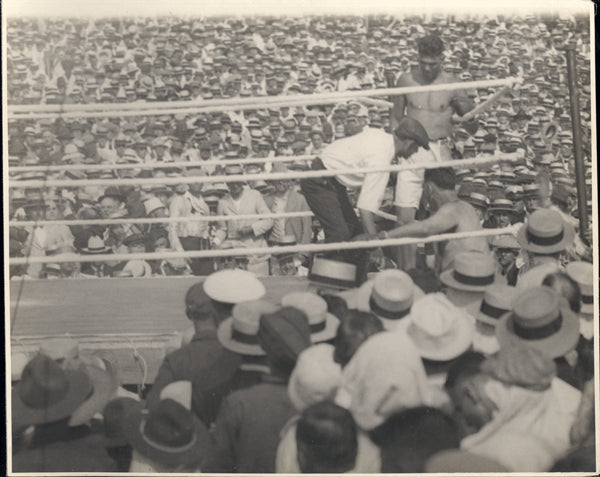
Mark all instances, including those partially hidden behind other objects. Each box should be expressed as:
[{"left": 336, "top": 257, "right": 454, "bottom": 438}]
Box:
[{"left": 300, "top": 117, "right": 430, "bottom": 246}]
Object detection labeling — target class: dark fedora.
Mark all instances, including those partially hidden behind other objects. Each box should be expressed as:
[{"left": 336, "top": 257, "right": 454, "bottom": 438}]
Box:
[
  {"left": 98, "top": 186, "right": 124, "bottom": 203},
  {"left": 12, "top": 354, "right": 92, "bottom": 428},
  {"left": 101, "top": 397, "right": 144, "bottom": 448},
  {"left": 123, "top": 398, "right": 211, "bottom": 468}
]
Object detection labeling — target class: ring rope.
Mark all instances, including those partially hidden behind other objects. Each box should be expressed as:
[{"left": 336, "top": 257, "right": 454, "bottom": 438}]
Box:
[
  {"left": 7, "top": 78, "right": 521, "bottom": 119},
  {"left": 8, "top": 153, "right": 523, "bottom": 189},
  {"left": 10, "top": 154, "right": 317, "bottom": 173},
  {"left": 8, "top": 225, "right": 520, "bottom": 266},
  {"left": 11, "top": 211, "right": 315, "bottom": 227},
  {"left": 9, "top": 209, "right": 400, "bottom": 227}
]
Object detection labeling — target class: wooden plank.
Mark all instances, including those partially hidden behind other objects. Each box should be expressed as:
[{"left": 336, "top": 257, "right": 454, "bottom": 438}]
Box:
[{"left": 9, "top": 276, "right": 313, "bottom": 384}]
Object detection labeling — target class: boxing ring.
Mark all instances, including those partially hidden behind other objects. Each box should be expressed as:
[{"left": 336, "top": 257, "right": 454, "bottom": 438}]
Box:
[{"left": 7, "top": 76, "right": 532, "bottom": 384}]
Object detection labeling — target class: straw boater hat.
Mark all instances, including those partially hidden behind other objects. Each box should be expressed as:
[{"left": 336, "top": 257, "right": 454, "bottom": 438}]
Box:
[
  {"left": 440, "top": 251, "right": 503, "bottom": 292},
  {"left": 203, "top": 269, "right": 266, "bottom": 304},
  {"left": 12, "top": 354, "right": 92, "bottom": 429},
  {"left": 406, "top": 293, "right": 474, "bottom": 361},
  {"left": 81, "top": 236, "right": 112, "bottom": 254},
  {"left": 565, "top": 261, "right": 593, "bottom": 315},
  {"left": 489, "top": 198, "right": 515, "bottom": 214},
  {"left": 218, "top": 299, "right": 279, "bottom": 356},
  {"left": 281, "top": 292, "right": 339, "bottom": 343},
  {"left": 490, "top": 234, "right": 521, "bottom": 251},
  {"left": 517, "top": 209, "right": 575, "bottom": 254},
  {"left": 308, "top": 256, "right": 359, "bottom": 290},
  {"left": 496, "top": 287, "right": 580, "bottom": 358},
  {"left": 467, "top": 192, "right": 490, "bottom": 210},
  {"left": 468, "top": 284, "right": 517, "bottom": 327},
  {"left": 354, "top": 270, "right": 425, "bottom": 331}
]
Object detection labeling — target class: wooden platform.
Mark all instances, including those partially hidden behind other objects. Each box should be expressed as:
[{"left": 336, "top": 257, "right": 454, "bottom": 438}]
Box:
[{"left": 9, "top": 276, "right": 313, "bottom": 384}]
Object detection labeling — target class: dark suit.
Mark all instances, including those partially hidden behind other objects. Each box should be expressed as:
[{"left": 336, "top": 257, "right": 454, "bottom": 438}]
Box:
[
  {"left": 205, "top": 375, "right": 297, "bottom": 473},
  {"left": 145, "top": 329, "right": 242, "bottom": 426},
  {"left": 13, "top": 423, "right": 116, "bottom": 473}
]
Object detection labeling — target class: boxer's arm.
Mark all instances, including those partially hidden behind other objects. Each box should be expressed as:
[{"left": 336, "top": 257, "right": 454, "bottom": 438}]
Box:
[
  {"left": 449, "top": 74, "right": 475, "bottom": 116},
  {"left": 386, "top": 203, "right": 458, "bottom": 238}
]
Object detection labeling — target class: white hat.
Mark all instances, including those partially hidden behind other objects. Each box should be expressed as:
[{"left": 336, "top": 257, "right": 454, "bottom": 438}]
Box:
[
  {"left": 159, "top": 380, "right": 192, "bottom": 410},
  {"left": 335, "top": 332, "right": 431, "bottom": 430},
  {"left": 217, "top": 299, "right": 279, "bottom": 356},
  {"left": 288, "top": 344, "right": 342, "bottom": 412},
  {"left": 440, "top": 251, "right": 504, "bottom": 292},
  {"left": 406, "top": 293, "right": 474, "bottom": 361},
  {"left": 144, "top": 197, "right": 165, "bottom": 216},
  {"left": 565, "top": 261, "right": 593, "bottom": 315},
  {"left": 204, "top": 269, "right": 265, "bottom": 303},
  {"left": 281, "top": 292, "right": 339, "bottom": 343},
  {"left": 467, "top": 284, "right": 517, "bottom": 326},
  {"left": 308, "top": 256, "right": 359, "bottom": 290},
  {"left": 354, "top": 270, "right": 424, "bottom": 331}
]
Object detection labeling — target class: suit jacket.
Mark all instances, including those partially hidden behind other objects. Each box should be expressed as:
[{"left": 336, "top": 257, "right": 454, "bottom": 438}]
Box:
[
  {"left": 215, "top": 187, "right": 274, "bottom": 264},
  {"left": 205, "top": 375, "right": 297, "bottom": 473},
  {"left": 145, "top": 329, "right": 242, "bottom": 426},
  {"left": 265, "top": 189, "right": 313, "bottom": 245},
  {"left": 13, "top": 424, "right": 116, "bottom": 473}
]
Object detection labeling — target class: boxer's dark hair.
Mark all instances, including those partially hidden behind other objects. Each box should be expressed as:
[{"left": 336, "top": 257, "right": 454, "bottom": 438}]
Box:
[
  {"left": 424, "top": 167, "right": 456, "bottom": 191},
  {"left": 417, "top": 35, "right": 444, "bottom": 57}
]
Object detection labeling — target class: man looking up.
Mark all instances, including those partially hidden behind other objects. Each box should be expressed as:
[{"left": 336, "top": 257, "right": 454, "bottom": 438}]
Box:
[{"left": 390, "top": 35, "right": 475, "bottom": 269}]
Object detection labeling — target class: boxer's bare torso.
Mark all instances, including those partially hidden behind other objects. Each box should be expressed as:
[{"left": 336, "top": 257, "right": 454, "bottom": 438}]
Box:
[{"left": 398, "top": 69, "right": 456, "bottom": 140}]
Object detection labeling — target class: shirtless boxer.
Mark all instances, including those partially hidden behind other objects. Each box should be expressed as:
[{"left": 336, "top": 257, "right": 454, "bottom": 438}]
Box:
[
  {"left": 390, "top": 35, "right": 475, "bottom": 269},
  {"left": 354, "top": 168, "right": 489, "bottom": 273}
]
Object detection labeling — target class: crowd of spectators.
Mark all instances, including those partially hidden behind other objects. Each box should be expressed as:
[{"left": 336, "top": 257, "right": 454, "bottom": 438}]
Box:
[
  {"left": 7, "top": 12, "right": 596, "bottom": 475},
  {"left": 7, "top": 13, "right": 593, "bottom": 280}
]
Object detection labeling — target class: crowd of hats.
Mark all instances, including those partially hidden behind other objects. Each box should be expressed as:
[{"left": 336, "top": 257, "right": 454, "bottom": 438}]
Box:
[
  {"left": 11, "top": 254, "right": 595, "bottom": 472},
  {"left": 7, "top": 13, "right": 594, "bottom": 278}
]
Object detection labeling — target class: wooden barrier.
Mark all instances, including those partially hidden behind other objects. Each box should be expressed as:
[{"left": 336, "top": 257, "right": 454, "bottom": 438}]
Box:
[{"left": 9, "top": 275, "right": 314, "bottom": 384}]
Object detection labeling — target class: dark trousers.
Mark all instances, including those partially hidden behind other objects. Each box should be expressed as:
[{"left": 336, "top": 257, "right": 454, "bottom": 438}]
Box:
[
  {"left": 178, "top": 236, "right": 214, "bottom": 276},
  {"left": 300, "top": 159, "right": 363, "bottom": 243},
  {"left": 300, "top": 158, "right": 367, "bottom": 279}
]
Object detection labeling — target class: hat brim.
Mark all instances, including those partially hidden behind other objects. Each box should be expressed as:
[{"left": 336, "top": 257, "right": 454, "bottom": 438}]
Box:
[
  {"left": 69, "top": 360, "right": 120, "bottom": 427},
  {"left": 516, "top": 221, "right": 576, "bottom": 254},
  {"left": 123, "top": 409, "right": 211, "bottom": 468},
  {"left": 407, "top": 315, "right": 475, "bottom": 361},
  {"left": 217, "top": 318, "right": 265, "bottom": 356},
  {"left": 489, "top": 206, "right": 515, "bottom": 213},
  {"left": 310, "top": 313, "right": 340, "bottom": 343},
  {"left": 495, "top": 302, "right": 580, "bottom": 358},
  {"left": 12, "top": 369, "right": 92, "bottom": 428},
  {"left": 81, "top": 247, "right": 112, "bottom": 254},
  {"left": 440, "top": 269, "right": 506, "bottom": 292}
]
